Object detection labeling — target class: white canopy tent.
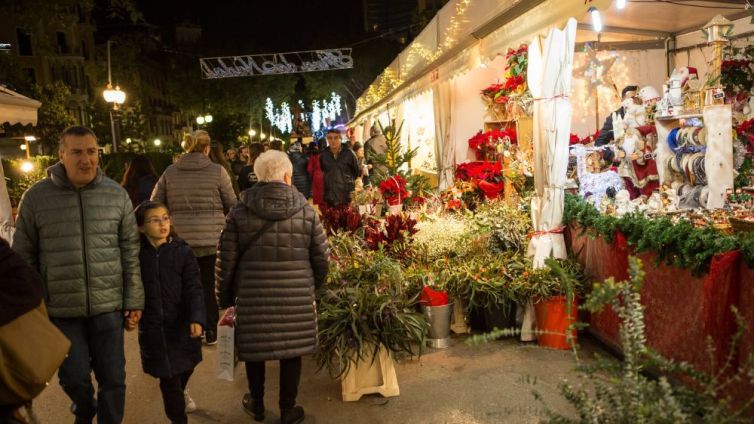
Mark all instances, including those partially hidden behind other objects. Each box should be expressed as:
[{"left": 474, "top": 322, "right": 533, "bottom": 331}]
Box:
[
  {"left": 0, "top": 85, "right": 40, "bottom": 242},
  {"left": 350, "top": 0, "right": 751, "bottom": 187}
]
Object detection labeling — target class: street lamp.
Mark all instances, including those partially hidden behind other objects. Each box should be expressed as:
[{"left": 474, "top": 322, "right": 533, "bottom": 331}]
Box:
[
  {"left": 154, "top": 138, "right": 161, "bottom": 147},
  {"left": 196, "top": 114, "right": 213, "bottom": 126},
  {"left": 103, "top": 40, "right": 126, "bottom": 153},
  {"left": 260, "top": 132, "right": 266, "bottom": 140},
  {"left": 20, "top": 161, "right": 34, "bottom": 173},
  {"left": 22, "top": 135, "right": 35, "bottom": 159},
  {"left": 248, "top": 129, "right": 256, "bottom": 137}
]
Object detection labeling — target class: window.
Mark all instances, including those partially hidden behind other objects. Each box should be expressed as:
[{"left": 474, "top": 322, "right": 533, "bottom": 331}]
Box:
[
  {"left": 22, "top": 68, "right": 36, "bottom": 84},
  {"left": 16, "top": 29, "right": 32, "bottom": 56},
  {"left": 56, "top": 32, "right": 69, "bottom": 54}
]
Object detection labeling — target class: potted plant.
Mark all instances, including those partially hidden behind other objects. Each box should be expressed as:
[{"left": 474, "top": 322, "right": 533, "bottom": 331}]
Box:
[
  {"left": 379, "top": 175, "right": 409, "bottom": 214},
  {"left": 317, "top": 248, "right": 426, "bottom": 401},
  {"left": 523, "top": 257, "right": 588, "bottom": 350},
  {"left": 351, "top": 186, "right": 383, "bottom": 216}
]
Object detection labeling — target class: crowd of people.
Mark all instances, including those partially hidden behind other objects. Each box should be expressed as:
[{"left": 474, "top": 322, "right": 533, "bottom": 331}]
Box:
[{"left": 0, "top": 124, "right": 376, "bottom": 424}]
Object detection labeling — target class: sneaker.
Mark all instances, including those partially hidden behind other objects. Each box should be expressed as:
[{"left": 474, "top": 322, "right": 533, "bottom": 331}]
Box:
[
  {"left": 184, "top": 390, "right": 196, "bottom": 413},
  {"left": 242, "top": 393, "right": 265, "bottom": 422},
  {"left": 280, "top": 406, "right": 305, "bottom": 424},
  {"left": 204, "top": 330, "right": 217, "bottom": 345}
]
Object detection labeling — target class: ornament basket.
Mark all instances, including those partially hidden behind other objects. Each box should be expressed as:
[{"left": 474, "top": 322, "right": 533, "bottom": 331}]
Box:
[{"left": 728, "top": 217, "right": 754, "bottom": 233}]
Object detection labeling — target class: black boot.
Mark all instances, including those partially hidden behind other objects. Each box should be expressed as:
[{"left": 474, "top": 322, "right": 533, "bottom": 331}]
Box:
[
  {"left": 280, "top": 406, "right": 304, "bottom": 424},
  {"left": 242, "top": 393, "right": 265, "bottom": 422}
]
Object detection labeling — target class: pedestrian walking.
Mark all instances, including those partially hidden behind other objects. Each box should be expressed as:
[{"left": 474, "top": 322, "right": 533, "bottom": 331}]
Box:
[
  {"left": 320, "top": 129, "right": 359, "bottom": 207},
  {"left": 238, "top": 143, "right": 264, "bottom": 192},
  {"left": 151, "top": 130, "right": 237, "bottom": 346},
  {"left": 134, "top": 201, "right": 205, "bottom": 424},
  {"left": 215, "top": 150, "right": 329, "bottom": 424},
  {"left": 209, "top": 141, "right": 240, "bottom": 196},
  {"left": 120, "top": 154, "right": 158, "bottom": 208},
  {"left": 306, "top": 141, "right": 325, "bottom": 208},
  {"left": 232, "top": 146, "right": 249, "bottom": 177},
  {"left": 13, "top": 125, "right": 144, "bottom": 424},
  {"left": 288, "top": 141, "right": 310, "bottom": 198}
]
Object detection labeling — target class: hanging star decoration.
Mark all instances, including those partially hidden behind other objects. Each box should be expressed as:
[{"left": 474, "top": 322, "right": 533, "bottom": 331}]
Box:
[{"left": 573, "top": 43, "right": 619, "bottom": 97}]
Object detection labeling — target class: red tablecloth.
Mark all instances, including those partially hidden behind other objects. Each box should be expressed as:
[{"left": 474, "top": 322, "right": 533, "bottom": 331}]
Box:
[{"left": 566, "top": 225, "right": 752, "bottom": 380}]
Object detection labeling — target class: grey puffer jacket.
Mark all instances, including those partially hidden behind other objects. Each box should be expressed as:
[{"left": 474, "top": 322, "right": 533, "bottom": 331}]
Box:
[
  {"left": 12, "top": 162, "right": 144, "bottom": 318},
  {"left": 215, "top": 182, "right": 329, "bottom": 362},
  {"left": 151, "top": 152, "right": 237, "bottom": 257}
]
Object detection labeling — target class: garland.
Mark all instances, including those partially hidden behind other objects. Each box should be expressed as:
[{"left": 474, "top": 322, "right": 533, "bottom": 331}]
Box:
[{"left": 563, "top": 194, "right": 753, "bottom": 275}]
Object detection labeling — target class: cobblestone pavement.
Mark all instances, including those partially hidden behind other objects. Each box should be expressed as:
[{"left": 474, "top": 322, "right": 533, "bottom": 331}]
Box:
[{"left": 32, "top": 331, "right": 605, "bottom": 423}]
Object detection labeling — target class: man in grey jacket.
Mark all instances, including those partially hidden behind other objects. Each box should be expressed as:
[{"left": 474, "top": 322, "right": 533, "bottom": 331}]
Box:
[{"left": 13, "top": 126, "right": 144, "bottom": 424}]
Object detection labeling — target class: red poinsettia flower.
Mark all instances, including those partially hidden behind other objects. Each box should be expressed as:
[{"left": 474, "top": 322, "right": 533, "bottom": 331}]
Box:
[
  {"left": 478, "top": 180, "right": 504, "bottom": 199},
  {"left": 569, "top": 133, "right": 581, "bottom": 145},
  {"left": 378, "top": 175, "right": 409, "bottom": 206}
]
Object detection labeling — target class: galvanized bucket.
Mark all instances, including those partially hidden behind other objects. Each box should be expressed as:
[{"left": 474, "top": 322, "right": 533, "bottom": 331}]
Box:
[{"left": 422, "top": 303, "right": 453, "bottom": 349}]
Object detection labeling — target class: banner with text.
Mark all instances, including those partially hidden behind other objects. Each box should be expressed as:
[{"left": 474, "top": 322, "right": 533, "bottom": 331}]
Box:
[{"left": 199, "top": 48, "right": 353, "bottom": 79}]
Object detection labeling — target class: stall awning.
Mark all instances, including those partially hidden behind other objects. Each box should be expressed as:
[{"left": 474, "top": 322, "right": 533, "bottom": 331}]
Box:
[{"left": 0, "top": 85, "right": 41, "bottom": 126}]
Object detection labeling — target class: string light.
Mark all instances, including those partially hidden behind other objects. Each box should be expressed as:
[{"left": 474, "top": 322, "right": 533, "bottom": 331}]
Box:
[
  {"left": 590, "top": 8, "right": 603, "bottom": 33},
  {"left": 356, "top": 0, "right": 473, "bottom": 114},
  {"left": 265, "top": 97, "right": 293, "bottom": 133}
]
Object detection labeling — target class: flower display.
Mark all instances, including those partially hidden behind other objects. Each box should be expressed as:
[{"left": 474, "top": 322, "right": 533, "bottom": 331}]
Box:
[
  {"left": 379, "top": 175, "right": 410, "bottom": 206},
  {"left": 467, "top": 128, "right": 518, "bottom": 153},
  {"left": 413, "top": 215, "right": 471, "bottom": 260},
  {"left": 480, "top": 44, "right": 532, "bottom": 118}
]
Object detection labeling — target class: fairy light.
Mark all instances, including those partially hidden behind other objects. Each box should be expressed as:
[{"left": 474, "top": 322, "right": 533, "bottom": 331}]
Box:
[
  {"left": 571, "top": 50, "right": 631, "bottom": 136},
  {"left": 356, "top": 0, "right": 472, "bottom": 114},
  {"left": 264, "top": 97, "right": 293, "bottom": 133}
]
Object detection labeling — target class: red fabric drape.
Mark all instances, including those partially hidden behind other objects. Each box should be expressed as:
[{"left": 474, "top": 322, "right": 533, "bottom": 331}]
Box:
[{"left": 703, "top": 250, "right": 742, "bottom": 368}]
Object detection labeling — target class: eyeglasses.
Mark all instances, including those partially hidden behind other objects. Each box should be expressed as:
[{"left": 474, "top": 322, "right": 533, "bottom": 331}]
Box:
[{"left": 145, "top": 216, "right": 171, "bottom": 225}]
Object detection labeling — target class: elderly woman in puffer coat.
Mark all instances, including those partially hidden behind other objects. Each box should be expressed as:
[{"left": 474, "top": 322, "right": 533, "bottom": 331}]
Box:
[{"left": 215, "top": 150, "right": 329, "bottom": 424}]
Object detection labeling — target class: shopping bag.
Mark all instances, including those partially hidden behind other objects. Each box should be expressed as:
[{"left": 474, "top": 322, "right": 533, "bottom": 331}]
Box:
[{"left": 216, "top": 307, "right": 236, "bottom": 381}]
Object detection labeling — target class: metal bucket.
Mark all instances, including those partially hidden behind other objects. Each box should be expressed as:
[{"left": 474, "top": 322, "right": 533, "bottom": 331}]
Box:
[{"left": 422, "top": 303, "right": 453, "bottom": 349}]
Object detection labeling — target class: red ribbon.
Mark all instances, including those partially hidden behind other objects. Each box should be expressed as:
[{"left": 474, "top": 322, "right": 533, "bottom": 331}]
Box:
[{"left": 528, "top": 225, "right": 566, "bottom": 239}]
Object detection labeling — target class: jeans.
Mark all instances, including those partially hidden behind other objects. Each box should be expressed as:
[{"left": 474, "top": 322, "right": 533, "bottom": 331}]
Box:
[
  {"left": 159, "top": 369, "right": 193, "bottom": 424},
  {"left": 197, "top": 254, "right": 219, "bottom": 334},
  {"left": 245, "top": 357, "right": 302, "bottom": 410},
  {"left": 51, "top": 311, "right": 126, "bottom": 424}
]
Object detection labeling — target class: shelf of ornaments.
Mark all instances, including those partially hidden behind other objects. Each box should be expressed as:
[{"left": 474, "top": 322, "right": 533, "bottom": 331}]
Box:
[{"left": 654, "top": 104, "right": 733, "bottom": 210}]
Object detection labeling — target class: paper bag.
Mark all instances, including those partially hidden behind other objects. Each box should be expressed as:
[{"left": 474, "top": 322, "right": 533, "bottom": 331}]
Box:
[{"left": 217, "top": 307, "right": 236, "bottom": 381}]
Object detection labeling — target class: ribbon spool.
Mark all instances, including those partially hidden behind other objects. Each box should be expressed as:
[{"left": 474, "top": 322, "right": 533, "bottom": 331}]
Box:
[
  {"left": 692, "top": 154, "right": 707, "bottom": 185},
  {"left": 700, "top": 186, "right": 709, "bottom": 205},
  {"left": 668, "top": 127, "right": 682, "bottom": 152}
]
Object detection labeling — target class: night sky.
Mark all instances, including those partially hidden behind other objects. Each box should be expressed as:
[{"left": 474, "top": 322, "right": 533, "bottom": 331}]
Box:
[{"left": 136, "top": 0, "right": 368, "bottom": 55}]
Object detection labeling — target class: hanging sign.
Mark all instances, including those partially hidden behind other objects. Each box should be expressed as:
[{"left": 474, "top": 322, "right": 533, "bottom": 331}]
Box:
[{"left": 199, "top": 48, "right": 353, "bottom": 79}]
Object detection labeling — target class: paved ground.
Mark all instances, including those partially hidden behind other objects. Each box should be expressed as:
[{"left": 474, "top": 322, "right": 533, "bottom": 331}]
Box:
[{"left": 32, "top": 331, "right": 607, "bottom": 424}]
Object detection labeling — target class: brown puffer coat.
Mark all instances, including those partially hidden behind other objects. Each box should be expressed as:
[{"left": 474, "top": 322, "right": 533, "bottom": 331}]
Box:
[
  {"left": 215, "top": 182, "right": 329, "bottom": 362},
  {"left": 151, "top": 152, "right": 237, "bottom": 257}
]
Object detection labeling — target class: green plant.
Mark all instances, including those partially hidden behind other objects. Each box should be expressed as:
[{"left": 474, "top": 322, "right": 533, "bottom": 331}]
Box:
[
  {"left": 317, "top": 248, "right": 426, "bottom": 378},
  {"left": 516, "top": 257, "right": 588, "bottom": 305},
  {"left": 563, "top": 194, "right": 741, "bottom": 275},
  {"left": 369, "top": 119, "right": 419, "bottom": 183},
  {"left": 467, "top": 199, "right": 532, "bottom": 253},
  {"left": 2, "top": 156, "right": 57, "bottom": 207},
  {"left": 537, "top": 257, "right": 754, "bottom": 423}
]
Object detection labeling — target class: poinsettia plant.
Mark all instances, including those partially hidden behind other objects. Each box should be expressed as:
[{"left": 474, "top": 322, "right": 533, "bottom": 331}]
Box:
[
  {"left": 364, "top": 213, "right": 418, "bottom": 254},
  {"left": 379, "top": 175, "right": 410, "bottom": 206},
  {"left": 468, "top": 128, "right": 518, "bottom": 152},
  {"left": 321, "top": 204, "right": 364, "bottom": 235},
  {"left": 480, "top": 44, "right": 532, "bottom": 117}
]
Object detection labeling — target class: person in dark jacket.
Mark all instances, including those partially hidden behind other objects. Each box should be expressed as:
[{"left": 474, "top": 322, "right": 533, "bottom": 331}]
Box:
[
  {"left": 594, "top": 85, "right": 639, "bottom": 163},
  {"left": 288, "top": 141, "right": 311, "bottom": 198},
  {"left": 307, "top": 141, "right": 325, "bottom": 208},
  {"left": 135, "top": 201, "right": 205, "bottom": 424},
  {"left": 120, "top": 155, "right": 159, "bottom": 208},
  {"left": 0, "top": 237, "right": 47, "bottom": 424},
  {"left": 320, "top": 129, "right": 359, "bottom": 207},
  {"left": 238, "top": 143, "right": 264, "bottom": 192},
  {"left": 215, "top": 150, "right": 329, "bottom": 424}
]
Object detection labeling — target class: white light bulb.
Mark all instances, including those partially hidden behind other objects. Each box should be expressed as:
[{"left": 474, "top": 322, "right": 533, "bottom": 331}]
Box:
[
  {"left": 590, "top": 8, "right": 603, "bottom": 33},
  {"left": 20, "top": 143, "right": 27, "bottom": 150},
  {"left": 154, "top": 139, "right": 161, "bottom": 146},
  {"left": 196, "top": 116, "right": 205, "bottom": 125},
  {"left": 616, "top": 0, "right": 626, "bottom": 10},
  {"left": 20, "top": 161, "right": 34, "bottom": 173}
]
